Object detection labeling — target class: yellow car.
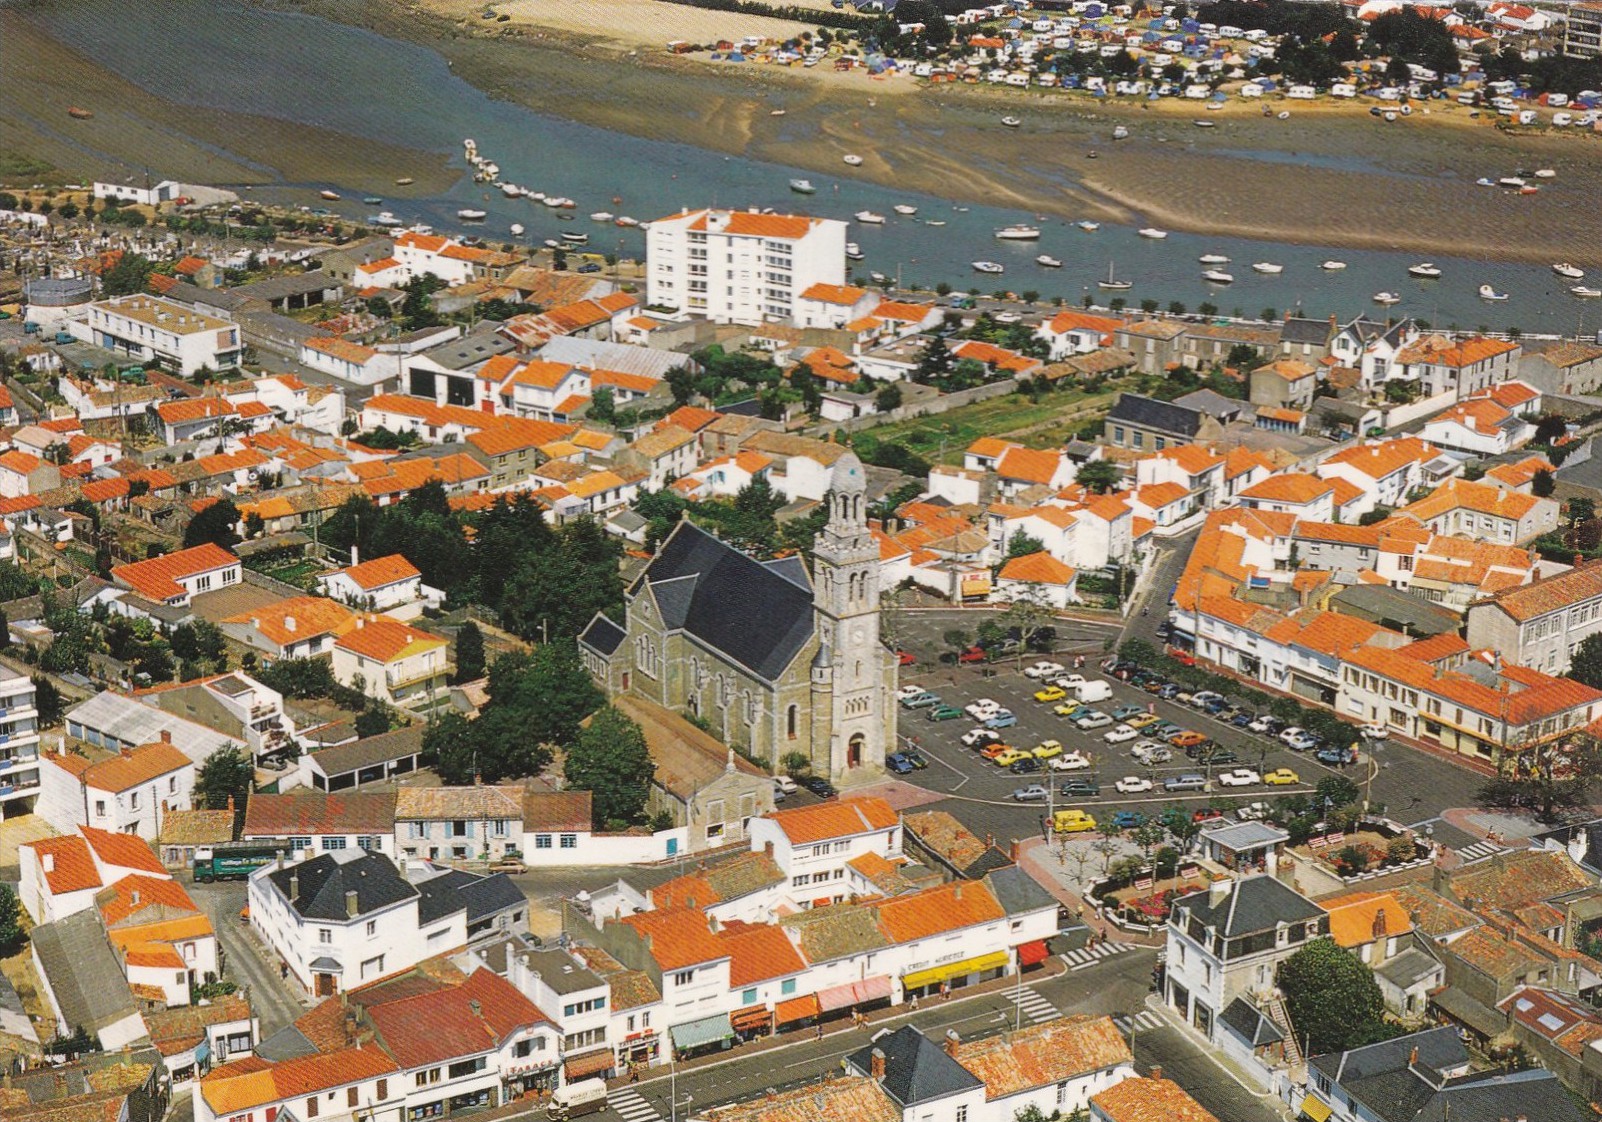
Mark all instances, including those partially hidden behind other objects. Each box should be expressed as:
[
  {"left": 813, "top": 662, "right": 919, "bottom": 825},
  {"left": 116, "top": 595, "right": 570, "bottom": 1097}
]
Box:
[
  {"left": 993, "top": 749, "right": 1032, "bottom": 768},
  {"left": 1125, "top": 713, "right": 1161, "bottom": 729},
  {"left": 1264, "top": 768, "right": 1300, "bottom": 785},
  {"left": 1033, "top": 740, "right": 1064, "bottom": 760},
  {"left": 1053, "top": 809, "right": 1098, "bottom": 834},
  {"left": 1033, "top": 685, "right": 1068, "bottom": 703}
]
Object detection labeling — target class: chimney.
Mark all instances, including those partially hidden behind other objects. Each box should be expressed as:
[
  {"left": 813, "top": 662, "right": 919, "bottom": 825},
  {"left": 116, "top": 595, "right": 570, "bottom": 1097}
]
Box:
[
  {"left": 41, "top": 853, "right": 54, "bottom": 873},
  {"left": 1009, "top": 838, "right": 1020, "bottom": 863},
  {"left": 944, "top": 1029, "right": 961, "bottom": 1058},
  {"left": 1372, "top": 907, "right": 1387, "bottom": 940},
  {"left": 289, "top": 872, "right": 299, "bottom": 900},
  {"left": 346, "top": 889, "right": 359, "bottom": 917},
  {"left": 120, "top": 745, "right": 133, "bottom": 758},
  {"left": 350, "top": 543, "right": 359, "bottom": 567},
  {"left": 1209, "top": 877, "right": 1232, "bottom": 907},
  {"left": 469, "top": 999, "right": 482, "bottom": 1017},
  {"left": 1150, "top": 1064, "right": 1163, "bottom": 1081},
  {"left": 160, "top": 730, "right": 172, "bottom": 744},
  {"left": 764, "top": 841, "right": 774, "bottom": 859},
  {"left": 985, "top": 833, "right": 995, "bottom": 848},
  {"left": 953, "top": 883, "right": 963, "bottom": 901},
  {"left": 765, "top": 1089, "right": 777, "bottom": 1103},
  {"left": 870, "top": 1047, "right": 886, "bottom": 1079},
  {"left": 284, "top": 615, "right": 297, "bottom": 633},
  {"left": 131, "top": 889, "right": 140, "bottom": 906}
]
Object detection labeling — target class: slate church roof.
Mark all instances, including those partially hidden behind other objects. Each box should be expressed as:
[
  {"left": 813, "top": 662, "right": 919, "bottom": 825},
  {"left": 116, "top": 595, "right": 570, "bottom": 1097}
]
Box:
[{"left": 605, "top": 519, "right": 816, "bottom": 681}]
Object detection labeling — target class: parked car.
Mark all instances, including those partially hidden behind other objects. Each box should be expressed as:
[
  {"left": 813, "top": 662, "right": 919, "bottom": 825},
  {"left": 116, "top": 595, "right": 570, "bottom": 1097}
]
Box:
[
  {"left": 1024, "top": 660, "right": 1066, "bottom": 679},
  {"left": 1053, "top": 674, "right": 1089, "bottom": 691},
  {"left": 1126, "top": 713, "right": 1161, "bottom": 730},
  {"left": 1104, "top": 724, "right": 1139, "bottom": 743},
  {"left": 958, "top": 646, "right": 988, "bottom": 663},
  {"left": 1189, "top": 691, "right": 1224, "bottom": 709},
  {"left": 994, "top": 749, "right": 1032, "bottom": 768},
  {"left": 1249, "top": 715, "right": 1283, "bottom": 734},
  {"left": 1316, "top": 747, "right": 1355, "bottom": 766},
  {"left": 1216, "top": 768, "right": 1262, "bottom": 787},
  {"left": 1192, "top": 807, "right": 1224, "bottom": 824},
  {"left": 896, "top": 684, "right": 929, "bottom": 702},
  {"left": 1169, "top": 731, "right": 1209, "bottom": 749},
  {"left": 1231, "top": 711, "right": 1256, "bottom": 729},
  {"left": 1111, "top": 704, "right": 1144, "bottom": 721},
  {"left": 1163, "top": 774, "right": 1207, "bottom": 792},
  {"left": 1150, "top": 721, "right": 1183, "bottom": 740},
  {"left": 1115, "top": 775, "right": 1154, "bottom": 794},
  {"left": 1055, "top": 703, "right": 1093, "bottom": 720},
  {"left": 1034, "top": 686, "right": 1068, "bottom": 703},
  {"left": 773, "top": 775, "right": 798, "bottom": 798},
  {"left": 1059, "top": 779, "right": 1102, "bottom": 798},
  {"left": 1032, "top": 740, "right": 1064, "bottom": 760},
  {"left": 980, "top": 742, "right": 1014, "bottom": 760},
  {"left": 1235, "top": 801, "right": 1272, "bottom": 821},
  {"left": 1111, "top": 810, "right": 1148, "bottom": 829},
  {"left": 1010, "top": 757, "right": 1042, "bottom": 774},
  {"left": 983, "top": 711, "right": 1019, "bottom": 730},
  {"left": 1360, "top": 723, "right": 1389, "bottom": 740},
  {"left": 1132, "top": 741, "right": 1172, "bottom": 764},
  {"left": 1197, "top": 748, "right": 1239, "bottom": 765},
  {"left": 1263, "top": 767, "right": 1300, "bottom": 785},
  {"left": 1012, "top": 784, "right": 1050, "bottom": 802},
  {"left": 802, "top": 776, "right": 837, "bottom": 798},
  {"left": 1050, "top": 751, "right": 1093, "bottom": 771},
  {"left": 897, "top": 650, "right": 917, "bottom": 666},
  {"left": 1052, "top": 809, "right": 1098, "bottom": 833},
  {"left": 1282, "top": 730, "right": 1318, "bottom": 751},
  {"left": 902, "top": 692, "right": 943, "bottom": 709},
  {"left": 928, "top": 705, "right": 964, "bottom": 721},
  {"left": 1075, "top": 711, "right": 1114, "bottom": 730},
  {"left": 965, "top": 698, "right": 1002, "bottom": 719},
  {"left": 1158, "top": 684, "right": 1180, "bottom": 700},
  {"left": 887, "top": 752, "right": 916, "bottom": 774}
]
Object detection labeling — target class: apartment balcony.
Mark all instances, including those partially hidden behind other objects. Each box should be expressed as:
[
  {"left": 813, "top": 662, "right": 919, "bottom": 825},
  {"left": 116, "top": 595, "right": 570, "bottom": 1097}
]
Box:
[
  {"left": 0, "top": 754, "right": 39, "bottom": 773},
  {"left": 386, "top": 664, "right": 453, "bottom": 691}
]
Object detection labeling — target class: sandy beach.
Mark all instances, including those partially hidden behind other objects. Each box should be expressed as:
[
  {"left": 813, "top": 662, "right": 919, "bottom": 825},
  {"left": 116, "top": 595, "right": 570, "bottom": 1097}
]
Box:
[{"left": 5, "top": 0, "right": 1601, "bottom": 264}]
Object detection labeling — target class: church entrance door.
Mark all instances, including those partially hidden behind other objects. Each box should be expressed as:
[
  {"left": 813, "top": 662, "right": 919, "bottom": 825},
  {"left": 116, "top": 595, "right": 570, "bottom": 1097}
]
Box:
[{"left": 848, "top": 733, "right": 864, "bottom": 769}]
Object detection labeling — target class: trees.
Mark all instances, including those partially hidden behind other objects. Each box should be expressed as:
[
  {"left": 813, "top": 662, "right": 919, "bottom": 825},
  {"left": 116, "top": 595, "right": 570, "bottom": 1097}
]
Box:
[
  {"left": 1477, "top": 731, "right": 1602, "bottom": 821},
  {"left": 0, "top": 563, "right": 38, "bottom": 602},
  {"left": 1533, "top": 468, "right": 1555, "bottom": 498},
  {"left": 1006, "top": 531, "right": 1046, "bottom": 559},
  {"left": 0, "top": 884, "right": 20, "bottom": 955},
  {"left": 422, "top": 711, "right": 478, "bottom": 785},
  {"left": 565, "top": 705, "right": 656, "bottom": 828},
  {"left": 196, "top": 745, "right": 253, "bottom": 816},
  {"left": 1570, "top": 634, "right": 1602, "bottom": 690},
  {"left": 183, "top": 499, "right": 241, "bottom": 550},
  {"left": 875, "top": 382, "right": 903, "bottom": 413},
  {"left": 942, "top": 628, "right": 973, "bottom": 662},
  {"left": 101, "top": 253, "right": 154, "bottom": 296},
  {"left": 1277, "top": 938, "right": 1393, "bottom": 1054},
  {"left": 256, "top": 658, "right": 338, "bottom": 699},
  {"left": 31, "top": 675, "right": 62, "bottom": 728},
  {"left": 1077, "top": 460, "right": 1120, "bottom": 494},
  {"left": 453, "top": 621, "right": 486, "bottom": 683}
]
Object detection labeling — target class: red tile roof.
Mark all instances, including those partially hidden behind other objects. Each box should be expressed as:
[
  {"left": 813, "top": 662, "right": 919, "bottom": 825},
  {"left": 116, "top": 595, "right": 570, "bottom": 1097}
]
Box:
[
  {"left": 22, "top": 835, "right": 101, "bottom": 894},
  {"left": 766, "top": 797, "right": 899, "bottom": 844},
  {"left": 111, "top": 543, "right": 238, "bottom": 602},
  {"left": 47, "top": 745, "right": 192, "bottom": 795},
  {"left": 336, "top": 553, "right": 421, "bottom": 591},
  {"left": 363, "top": 968, "right": 548, "bottom": 1068},
  {"left": 718, "top": 923, "right": 806, "bottom": 986},
  {"left": 875, "top": 880, "right": 1005, "bottom": 942},
  {"left": 80, "top": 824, "right": 169, "bottom": 875},
  {"left": 618, "top": 908, "right": 728, "bottom": 971}
]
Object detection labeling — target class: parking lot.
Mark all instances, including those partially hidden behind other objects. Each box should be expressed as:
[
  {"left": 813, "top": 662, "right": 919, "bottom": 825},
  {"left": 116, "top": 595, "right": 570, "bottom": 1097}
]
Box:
[{"left": 891, "top": 646, "right": 1365, "bottom": 830}]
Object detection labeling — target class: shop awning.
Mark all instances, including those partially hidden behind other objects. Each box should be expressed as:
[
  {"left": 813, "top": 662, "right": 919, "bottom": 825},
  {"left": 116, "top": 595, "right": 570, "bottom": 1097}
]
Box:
[
  {"left": 670, "top": 1012, "right": 733, "bottom": 1053},
  {"left": 731, "top": 1004, "right": 772, "bottom": 1031},
  {"left": 817, "top": 981, "right": 862, "bottom": 1013},
  {"left": 774, "top": 993, "right": 820, "bottom": 1024},
  {"left": 855, "top": 976, "right": 892, "bottom": 1003},
  {"left": 564, "top": 1050, "right": 614, "bottom": 1081},
  {"left": 1017, "top": 940, "right": 1050, "bottom": 967},
  {"left": 1299, "top": 1096, "right": 1332, "bottom": 1122},
  {"left": 901, "top": 951, "right": 1010, "bottom": 991}
]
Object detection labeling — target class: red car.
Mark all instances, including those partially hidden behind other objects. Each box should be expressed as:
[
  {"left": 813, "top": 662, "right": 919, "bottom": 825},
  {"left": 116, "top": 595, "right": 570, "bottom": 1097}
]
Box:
[
  {"left": 897, "top": 650, "right": 917, "bottom": 667},
  {"left": 1192, "top": 807, "right": 1224, "bottom": 824},
  {"left": 958, "top": 646, "right": 988, "bottom": 664}
]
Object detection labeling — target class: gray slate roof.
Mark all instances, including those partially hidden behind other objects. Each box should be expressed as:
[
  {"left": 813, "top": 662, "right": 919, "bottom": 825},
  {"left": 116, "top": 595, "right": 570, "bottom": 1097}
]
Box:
[
  {"left": 580, "top": 613, "right": 626, "bottom": 656},
  {"left": 1173, "top": 388, "right": 1246, "bottom": 422},
  {"left": 417, "top": 868, "right": 525, "bottom": 925},
  {"left": 423, "top": 326, "right": 516, "bottom": 371},
  {"left": 982, "top": 865, "right": 1058, "bottom": 918},
  {"left": 265, "top": 851, "right": 417, "bottom": 921},
  {"left": 1172, "top": 874, "right": 1322, "bottom": 937},
  {"left": 539, "top": 336, "right": 689, "bottom": 379},
  {"left": 307, "top": 724, "right": 424, "bottom": 779},
  {"left": 1220, "top": 997, "right": 1284, "bottom": 1047},
  {"left": 626, "top": 519, "right": 815, "bottom": 682},
  {"left": 845, "top": 1025, "right": 983, "bottom": 1107},
  {"left": 1105, "top": 393, "right": 1206, "bottom": 438},
  {"left": 30, "top": 910, "right": 140, "bottom": 1037},
  {"left": 1282, "top": 316, "right": 1335, "bottom": 347}
]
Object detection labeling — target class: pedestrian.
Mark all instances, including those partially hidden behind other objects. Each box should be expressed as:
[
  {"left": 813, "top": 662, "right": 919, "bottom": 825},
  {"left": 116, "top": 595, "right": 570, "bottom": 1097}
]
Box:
[
  {"left": 630, "top": 1064, "right": 640, "bottom": 1084},
  {"left": 940, "top": 981, "right": 950, "bottom": 1002},
  {"left": 911, "top": 994, "right": 920, "bottom": 1011},
  {"left": 279, "top": 962, "right": 288, "bottom": 981},
  {"left": 816, "top": 1021, "right": 825, "bottom": 1041}
]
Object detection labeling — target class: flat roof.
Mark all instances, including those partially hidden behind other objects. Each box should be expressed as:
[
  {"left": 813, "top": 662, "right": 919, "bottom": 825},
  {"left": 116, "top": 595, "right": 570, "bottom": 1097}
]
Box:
[{"left": 94, "top": 295, "right": 233, "bottom": 335}]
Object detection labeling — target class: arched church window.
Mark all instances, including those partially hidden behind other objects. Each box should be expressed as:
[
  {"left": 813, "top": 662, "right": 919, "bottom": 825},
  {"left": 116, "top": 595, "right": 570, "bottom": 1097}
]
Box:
[{"left": 787, "top": 705, "right": 799, "bottom": 739}]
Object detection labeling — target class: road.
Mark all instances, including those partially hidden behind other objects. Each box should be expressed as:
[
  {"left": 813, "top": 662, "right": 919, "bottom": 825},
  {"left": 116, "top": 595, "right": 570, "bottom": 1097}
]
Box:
[
  {"left": 579, "top": 949, "right": 1278, "bottom": 1122},
  {"left": 188, "top": 877, "right": 310, "bottom": 1040}
]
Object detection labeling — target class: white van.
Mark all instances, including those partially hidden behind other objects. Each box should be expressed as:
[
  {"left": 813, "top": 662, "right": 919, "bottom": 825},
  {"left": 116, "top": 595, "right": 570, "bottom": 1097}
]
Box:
[
  {"left": 548, "top": 1080, "right": 608, "bottom": 1120},
  {"left": 773, "top": 775, "right": 798, "bottom": 798},
  {"left": 1075, "top": 680, "right": 1113, "bottom": 703}
]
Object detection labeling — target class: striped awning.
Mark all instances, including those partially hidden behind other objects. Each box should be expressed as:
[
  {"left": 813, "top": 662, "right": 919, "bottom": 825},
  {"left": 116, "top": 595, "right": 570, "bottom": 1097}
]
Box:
[
  {"left": 564, "top": 1050, "right": 614, "bottom": 1081},
  {"left": 817, "top": 976, "right": 893, "bottom": 1012},
  {"left": 731, "top": 1004, "right": 772, "bottom": 1030},
  {"left": 774, "top": 993, "right": 821, "bottom": 1024},
  {"left": 1299, "top": 1096, "right": 1332, "bottom": 1122},
  {"left": 670, "top": 1012, "right": 733, "bottom": 1052}
]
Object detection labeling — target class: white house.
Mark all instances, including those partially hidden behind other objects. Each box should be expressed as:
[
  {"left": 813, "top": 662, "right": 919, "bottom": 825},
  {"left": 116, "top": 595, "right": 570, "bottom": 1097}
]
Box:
[
  {"left": 0, "top": 665, "right": 41, "bottom": 812},
  {"left": 1418, "top": 398, "right": 1534, "bottom": 456},
  {"left": 108, "top": 542, "right": 242, "bottom": 609},
  {"left": 299, "top": 336, "right": 402, "bottom": 388},
  {"left": 395, "top": 786, "right": 526, "bottom": 862},
  {"left": 70, "top": 294, "right": 241, "bottom": 376},
  {"left": 646, "top": 207, "right": 848, "bottom": 326},
  {"left": 16, "top": 823, "right": 172, "bottom": 924},
  {"left": 795, "top": 283, "right": 880, "bottom": 330},
  {"left": 994, "top": 550, "right": 1079, "bottom": 609},
  {"left": 746, "top": 797, "right": 902, "bottom": 903},
  {"left": 241, "top": 790, "right": 398, "bottom": 857},
  {"left": 93, "top": 180, "right": 183, "bottom": 206},
  {"left": 35, "top": 737, "right": 195, "bottom": 840},
  {"left": 317, "top": 552, "right": 425, "bottom": 613}
]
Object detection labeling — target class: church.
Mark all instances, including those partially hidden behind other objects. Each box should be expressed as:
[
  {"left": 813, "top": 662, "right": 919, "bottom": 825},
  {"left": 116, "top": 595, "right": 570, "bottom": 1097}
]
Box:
[{"left": 578, "top": 453, "right": 897, "bottom": 785}]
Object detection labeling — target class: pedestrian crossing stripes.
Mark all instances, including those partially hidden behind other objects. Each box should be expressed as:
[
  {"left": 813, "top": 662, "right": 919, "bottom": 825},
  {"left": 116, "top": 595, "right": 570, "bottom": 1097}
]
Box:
[
  {"left": 1456, "top": 841, "right": 1505, "bottom": 863},
  {"left": 1062, "top": 941, "right": 1141, "bottom": 969},
  {"left": 1113, "top": 1010, "right": 1164, "bottom": 1035},
  {"left": 1010, "top": 988, "right": 1061, "bottom": 1024},
  {"left": 611, "top": 1090, "right": 663, "bottom": 1122}
]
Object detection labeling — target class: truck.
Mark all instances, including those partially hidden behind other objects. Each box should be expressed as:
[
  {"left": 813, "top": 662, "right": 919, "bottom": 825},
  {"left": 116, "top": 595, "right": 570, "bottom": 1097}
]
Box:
[
  {"left": 547, "top": 1078, "right": 608, "bottom": 1119},
  {"left": 1074, "top": 679, "right": 1112, "bottom": 703},
  {"left": 193, "top": 841, "right": 281, "bottom": 883}
]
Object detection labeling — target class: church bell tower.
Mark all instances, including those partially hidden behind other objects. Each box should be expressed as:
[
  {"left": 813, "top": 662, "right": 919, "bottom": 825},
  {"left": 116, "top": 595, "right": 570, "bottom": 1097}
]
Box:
[{"left": 810, "top": 452, "right": 890, "bottom": 781}]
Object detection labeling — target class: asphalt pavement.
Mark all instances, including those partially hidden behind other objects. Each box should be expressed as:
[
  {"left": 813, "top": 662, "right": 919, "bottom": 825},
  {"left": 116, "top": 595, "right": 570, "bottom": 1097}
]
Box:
[{"left": 188, "top": 877, "right": 311, "bottom": 1039}]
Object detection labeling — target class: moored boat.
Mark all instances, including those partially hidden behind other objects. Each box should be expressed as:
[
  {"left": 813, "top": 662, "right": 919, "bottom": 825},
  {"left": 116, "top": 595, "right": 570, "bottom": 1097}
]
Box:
[
  {"left": 870, "top": 271, "right": 888, "bottom": 283},
  {"left": 924, "top": 220, "right": 946, "bottom": 227},
  {"left": 845, "top": 242, "right": 864, "bottom": 260},
  {"left": 363, "top": 196, "right": 382, "bottom": 205},
  {"left": 1572, "top": 286, "right": 1602, "bottom": 298},
  {"left": 1202, "top": 269, "right": 1234, "bottom": 284},
  {"left": 590, "top": 211, "right": 614, "bottom": 222},
  {"left": 972, "top": 260, "right": 1005, "bottom": 274},
  {"left": 1252, "top": 262, "right": 1283, "bottom": 274},
  {"left": 319, "top": 190, "right": 341, "bottom": 201},
  {"left": 615, "top": 216, "right": 640, "bottom": 227},
  {"left": 1374, "top": 291, "right": 1401, "bottom": 305},
  {"left": 1554, "top": 262, "right": 1586, "bottom": 279},
  {"left": 1137, "top": 227, "right": 1168, "bottom": 239},
  {"left": 1112, "top": 125, "right": 1130, "bottom": 140},
  {"left": 843, "top": 154, "right": 864, "bottom": 166},
  {"left": 995, "top": 224, "right": 1041, "bottom": 240},
  {"left": 1098, "top": 262, "right": 1131, "bottom": 290},
  {"left": 1193, "top": 119, "right": 1215, "bottom": 128},
  {"left": 893, "top": 204, "right": 918, "bottom": 215},
  {"left": 1076, "top": 220, "right": 1101, "bottom": 232},
  {"left": 789, "top": 178, "right": 816, "bottom": 194},
  {"left": 561, "top": 231, "right": 589, "bottom": 243},
  {"left": 395, "top": 177, "right": 415, "bottom": 185},
  {"left": 1321, "top": 260, "right": 1347, "bottom": 271},
  {"left": 67, "top": 106, "right": 93, "bottom": 119},
  {"left": 372, "top": 212, "right": 403, "bottom": 227},
  {"left": 510, "top": 223, "right": 525, "bottom": 236},
  {"left": 457, "top": 208, "right": 487, "bottom": 220},
  {"left": 855, "top": 211, "right": 886, "bottom": 224},
  {"left": 1535, "top": 168, "right": 1556, "bottom": 178},
  {"left": 1407, "top": 262, "right": 1442, "bottom": 279},
  {"left": 1001, "top": 116, "right": 1021, "bottom": 127},
  {"left": 1478, "top": 284, "right": 1508, "bottom": 301},
  {"left": 1036, "top": 255, "right": 1063, "bottom": 268},
  {"left": 1198, "top": 253, "right": 1230, "bottom": 265}
]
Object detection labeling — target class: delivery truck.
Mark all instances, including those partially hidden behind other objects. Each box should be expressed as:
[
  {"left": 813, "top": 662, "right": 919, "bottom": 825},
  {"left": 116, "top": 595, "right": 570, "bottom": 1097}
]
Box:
[{"left": 193, "top": 841, "right": 281, "bottom": 883}]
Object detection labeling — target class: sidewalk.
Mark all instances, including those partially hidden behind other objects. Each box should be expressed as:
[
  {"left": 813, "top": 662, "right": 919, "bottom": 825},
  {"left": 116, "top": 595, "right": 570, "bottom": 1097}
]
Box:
[{"left": 1015, "top": 836, "right": 1163, "bottom": 947}]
